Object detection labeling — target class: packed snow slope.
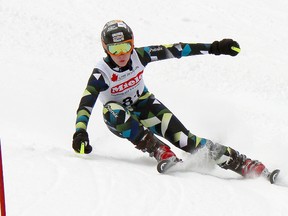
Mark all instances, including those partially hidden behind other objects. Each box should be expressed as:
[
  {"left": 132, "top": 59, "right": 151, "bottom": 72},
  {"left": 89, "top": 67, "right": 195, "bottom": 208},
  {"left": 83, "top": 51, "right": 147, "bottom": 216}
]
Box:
[{"left": 1, "top": 0, "right": 288, "bottom": 215}]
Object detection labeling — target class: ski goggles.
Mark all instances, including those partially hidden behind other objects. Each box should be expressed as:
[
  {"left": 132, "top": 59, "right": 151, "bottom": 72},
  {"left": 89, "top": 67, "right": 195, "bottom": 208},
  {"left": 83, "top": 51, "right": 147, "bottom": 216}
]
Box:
[{"left": 106, "top": 40, "right": 133, "bottom": 56}]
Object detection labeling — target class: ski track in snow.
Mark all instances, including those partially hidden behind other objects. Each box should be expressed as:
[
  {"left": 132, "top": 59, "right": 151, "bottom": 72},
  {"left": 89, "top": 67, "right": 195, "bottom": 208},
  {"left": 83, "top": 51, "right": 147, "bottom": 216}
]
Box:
[{"left": 1, "top": 0, "right": 288, "bottom": 215}]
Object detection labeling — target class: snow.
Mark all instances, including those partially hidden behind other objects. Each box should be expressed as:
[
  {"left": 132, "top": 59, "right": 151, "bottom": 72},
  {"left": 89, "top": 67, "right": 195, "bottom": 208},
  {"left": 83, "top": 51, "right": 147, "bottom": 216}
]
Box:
[{"left": 1, "top": 0, "right": 288, "bottom": 215}]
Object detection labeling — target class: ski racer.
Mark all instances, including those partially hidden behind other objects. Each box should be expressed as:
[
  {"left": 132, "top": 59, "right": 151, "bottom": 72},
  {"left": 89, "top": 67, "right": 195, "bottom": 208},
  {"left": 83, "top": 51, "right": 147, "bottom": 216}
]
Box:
[{"left": 72, "top": 20, "right": 268, "bottom": 178}]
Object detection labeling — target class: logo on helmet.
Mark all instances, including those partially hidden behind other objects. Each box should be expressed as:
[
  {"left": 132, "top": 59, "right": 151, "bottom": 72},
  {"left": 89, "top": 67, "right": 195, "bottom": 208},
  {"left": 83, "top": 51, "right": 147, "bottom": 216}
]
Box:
[{"left": 112, "top": 32, "right": 124, "bottom": 43}]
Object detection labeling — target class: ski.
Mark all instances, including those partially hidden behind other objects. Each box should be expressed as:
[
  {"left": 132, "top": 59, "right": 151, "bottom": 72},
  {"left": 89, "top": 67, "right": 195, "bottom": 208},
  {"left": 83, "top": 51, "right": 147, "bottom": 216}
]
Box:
[
  {"left": 157, "top": 156, "right": 182, "bottom": 173},
  {"left": 262, "top": 168, "right": 280, "bottom": 184},
  {"left": 268, "top": 169, "right": 280, "bottom": 184}
]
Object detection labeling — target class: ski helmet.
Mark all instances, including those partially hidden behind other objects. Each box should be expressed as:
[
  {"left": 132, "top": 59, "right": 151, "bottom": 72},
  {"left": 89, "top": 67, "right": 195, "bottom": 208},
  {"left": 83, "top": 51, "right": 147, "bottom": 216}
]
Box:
[{"left": 101, "top": 20, "right": 134, "bottom": 54}]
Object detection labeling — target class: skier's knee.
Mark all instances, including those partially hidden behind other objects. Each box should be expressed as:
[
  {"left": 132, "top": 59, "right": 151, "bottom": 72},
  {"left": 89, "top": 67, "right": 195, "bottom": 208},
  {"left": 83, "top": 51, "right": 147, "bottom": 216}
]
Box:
[
  {"left": 102, "top": 101, "right": 131, "bottom": 131},
  {"left": 103, "top": 102, "right": 131, "bottom": 124},
  {"left": 103, "top": 102, "right": 127, "bottom": 119},
  {"left": 103, "top": 102, "right": 144, "bottom": 142},
  {"left": 206, "top": 141, "right": 230, "bottom": 165}
]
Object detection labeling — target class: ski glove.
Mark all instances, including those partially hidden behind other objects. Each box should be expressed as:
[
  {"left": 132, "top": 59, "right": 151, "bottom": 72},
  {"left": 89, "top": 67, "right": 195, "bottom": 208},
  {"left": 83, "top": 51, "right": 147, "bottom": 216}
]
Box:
[
  {"left": 209, "top": 39, "right": 240, "bottom": 56},
  {"left": 72, "top": 130, "right": 92, "bottom": 154}
]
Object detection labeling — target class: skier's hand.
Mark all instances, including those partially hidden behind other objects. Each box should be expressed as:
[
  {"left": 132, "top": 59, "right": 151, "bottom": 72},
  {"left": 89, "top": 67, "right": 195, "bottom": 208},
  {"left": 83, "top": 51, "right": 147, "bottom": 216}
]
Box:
[
  {"left": 209, "top": 39, "right": 240, "bottom": 56},
  {"left": 72, "top": 130, "right": 92, "bottom": 154}
]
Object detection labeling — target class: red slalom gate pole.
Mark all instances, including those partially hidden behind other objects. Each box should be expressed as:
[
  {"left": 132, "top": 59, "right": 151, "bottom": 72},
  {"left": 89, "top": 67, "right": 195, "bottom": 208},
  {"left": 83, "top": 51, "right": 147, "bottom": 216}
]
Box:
[{"left": 0, "top": 140, "right": 6, "bottom": 216}]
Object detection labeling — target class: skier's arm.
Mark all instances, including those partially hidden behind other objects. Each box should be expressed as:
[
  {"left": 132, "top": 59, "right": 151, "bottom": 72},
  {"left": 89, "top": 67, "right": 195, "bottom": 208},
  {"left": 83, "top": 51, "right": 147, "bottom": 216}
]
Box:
[
  {"left": 72, "top": 68, "right": 109, "bottom": 154},
  {"left": 75, "top": 68, "right": 108, "bottom": 132},
  {"left": 135, "top": 39, "right": 240, "bottom": 65}
]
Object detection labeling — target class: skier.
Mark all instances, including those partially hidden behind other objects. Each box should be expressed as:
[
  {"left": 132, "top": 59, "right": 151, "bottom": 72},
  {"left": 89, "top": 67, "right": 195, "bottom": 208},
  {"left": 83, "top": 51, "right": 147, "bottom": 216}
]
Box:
[{"left": 72, "top": 20, "right": 269, "bottom": 179}]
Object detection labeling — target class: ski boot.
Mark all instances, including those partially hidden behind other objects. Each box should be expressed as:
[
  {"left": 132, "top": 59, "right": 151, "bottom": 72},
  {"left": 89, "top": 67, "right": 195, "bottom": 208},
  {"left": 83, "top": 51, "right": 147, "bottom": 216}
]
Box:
[
  {"left": 207, "top": 142, "right": 265, "bottom": 177},
  {"left": 241, "top": 158, "right": 266, "bottom": 177},
  {"left": 153, "top": 144, "right": 177, "bottom": 162},
  {"left": 135, "top": 130, "right": 181, "bottom": 173},
  {"left": 135, "top": 130, "right": 178, "bottom": 161},
  {"left": 207, "top": 141, "right": 280, "bottom": 183}
]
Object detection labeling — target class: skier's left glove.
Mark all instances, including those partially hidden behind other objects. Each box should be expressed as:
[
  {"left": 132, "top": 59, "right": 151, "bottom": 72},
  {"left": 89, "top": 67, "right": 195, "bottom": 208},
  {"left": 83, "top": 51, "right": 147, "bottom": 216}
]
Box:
[
  {"left": 209, "top": 39, "right": 240, "bottom": 56},
  {"left": 72, "top": 130, "right": 93, "bottom": 154}
]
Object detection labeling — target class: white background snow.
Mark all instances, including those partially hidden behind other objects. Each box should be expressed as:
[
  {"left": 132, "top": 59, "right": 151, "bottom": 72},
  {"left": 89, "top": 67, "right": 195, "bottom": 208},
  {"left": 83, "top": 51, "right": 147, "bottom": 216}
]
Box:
[{"left": 1, "top": 0, "right": 288, "bottom": 215}]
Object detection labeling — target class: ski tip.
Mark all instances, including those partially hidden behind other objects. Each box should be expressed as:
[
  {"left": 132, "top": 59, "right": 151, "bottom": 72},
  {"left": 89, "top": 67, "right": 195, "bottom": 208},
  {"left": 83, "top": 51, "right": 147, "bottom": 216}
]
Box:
[
  {"left": 269, "top": 169, "right": 280, "bottom": 184},
  {"left": 157, "top": 157, "right": 182, "bottom": 174},
  {"left": 157, "top": 160, "right": 170, "bottom": 173}
]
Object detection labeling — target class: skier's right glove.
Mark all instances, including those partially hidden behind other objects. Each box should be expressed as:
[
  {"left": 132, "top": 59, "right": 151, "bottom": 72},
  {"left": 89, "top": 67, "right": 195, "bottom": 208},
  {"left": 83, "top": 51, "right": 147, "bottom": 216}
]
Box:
[{"left": 72, "top": 130, "right": 92, "bottom": 154}]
